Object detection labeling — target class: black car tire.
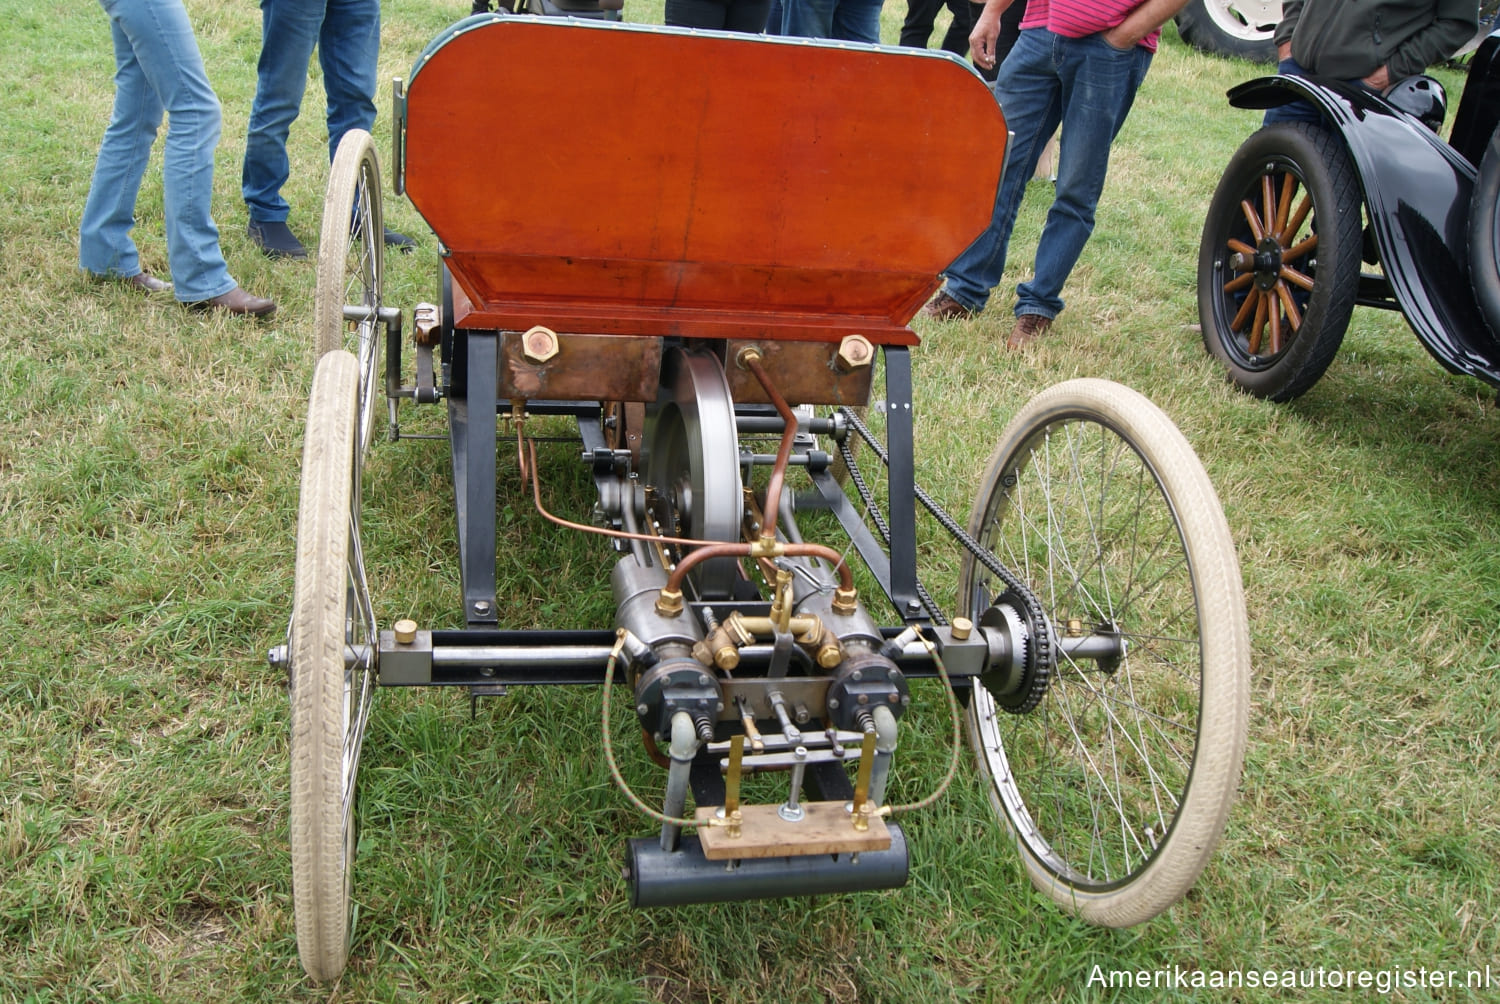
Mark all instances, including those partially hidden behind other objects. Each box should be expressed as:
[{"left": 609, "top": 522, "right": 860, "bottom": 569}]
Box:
[
  {"left": 1468, "top": 126, "right": 1500, "bottom": 337},
  {"left": 1198, "top": 122, "right": 1362, "bottom": 402},
  {"left": 1175, "top": 0, "right": 1279, "bottom": 63}
]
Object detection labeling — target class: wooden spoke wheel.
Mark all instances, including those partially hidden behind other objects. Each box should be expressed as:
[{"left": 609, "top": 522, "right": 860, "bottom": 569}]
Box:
[
  {"left": 1198, "top": 122, "right": 1361, "bottom": 402},
  {"left": 959, "top": 380, "right": 1250, "bottom": 927}
]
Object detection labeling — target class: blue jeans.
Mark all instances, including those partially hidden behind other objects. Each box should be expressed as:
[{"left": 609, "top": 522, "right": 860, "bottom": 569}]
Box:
[
  {"left": 242, "top": 0, "right": 379, "bottom": 223},
  {"left": 941, "top": 29, "right": 1152, "bottom": 319},
  {"left": 780, "top": 0, "right": 881, "bottom": 42},
  {"left": 79, "top": 0, "right": 235, "bottom": 302}
]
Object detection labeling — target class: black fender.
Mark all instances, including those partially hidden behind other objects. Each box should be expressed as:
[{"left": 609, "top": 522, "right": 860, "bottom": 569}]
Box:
[{"left": 1229, "top": 75, "right": 1500, "bottom": 389}]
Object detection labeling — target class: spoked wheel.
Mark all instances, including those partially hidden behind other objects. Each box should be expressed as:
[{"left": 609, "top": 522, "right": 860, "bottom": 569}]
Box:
[
  {"left": 315, "top": 128, "right": 386, "bottom": 454},
  {"left": 643, "top": 348, "right": 744, "bottom": 599},
  {"left": 959, "top": 379, "right": 1250, "bottom": 927},
  {"left": 289, "top": 351, "right": 377, "bottom": 982},
  {"left": 1199, "top": 122, "right": 1361, "bottom": 402}
]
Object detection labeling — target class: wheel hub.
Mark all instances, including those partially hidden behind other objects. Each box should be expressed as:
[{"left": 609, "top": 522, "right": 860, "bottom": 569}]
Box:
[{"left": 1251, "top": 235, "right": 1283, "bottom": 291}]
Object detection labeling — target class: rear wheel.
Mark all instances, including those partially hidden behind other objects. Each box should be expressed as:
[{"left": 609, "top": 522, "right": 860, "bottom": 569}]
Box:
[
  {"left": 1468, "top": 126, "right": 1500, "bottom": 337},
  {"left": 1199, "top": 122, "right": 1361, "bottom": 402},
  {"left": 289, "top": 351, "right": 376, "bottom": 983},
  {"left": 959, "top": 379, "right": 1250, "bottom": 927},
  {"left": 315, "top": 129, "right": 386, "bottom": 455}
]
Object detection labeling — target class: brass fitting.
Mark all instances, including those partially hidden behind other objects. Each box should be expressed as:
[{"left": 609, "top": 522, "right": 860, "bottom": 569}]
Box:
[
  {"left": 951, "top": 616, "right": 973, "bottom": 641},
  {"left": 1066, "top": 617, "right": 1085, "bottom": 637},
  {"left": 654, "top": 587, "right": 685, "bottom": 617},
  {"left": 831, "top": 585, "right": 858, "bottom": 617},
  {"left": 693, "top": 613, "right": 752, "bottom": 670},
  {"left": 735, "top": 345, "right": 764, "bottom": 369},
  {"left": 834, "top": 334, "right": 874, "bottom": 373},
  {"left": 521, "top": 324, "right": 560, "bottom": 363},
  {"left": 814, "top": 626, "right": 844, "bottom": 670},
  {"left": 769, "top": 569, "right": 794, "bottom": 632},
  {"left": 748, "top": 537, "right": 784, "bottom": 560},
  {"left": 393, "top": 618, "right": 418, "bottom": 645}
]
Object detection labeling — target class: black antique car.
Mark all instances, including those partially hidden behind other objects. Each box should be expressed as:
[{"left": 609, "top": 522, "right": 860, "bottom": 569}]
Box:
[{"left": 1198, "top": 30, "right": 1500, "bottom": 401}]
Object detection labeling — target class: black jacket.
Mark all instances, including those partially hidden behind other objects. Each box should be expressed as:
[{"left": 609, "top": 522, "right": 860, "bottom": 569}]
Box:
[{"left": 1273, "top": 0, "right": 1478, "bottom": 81}]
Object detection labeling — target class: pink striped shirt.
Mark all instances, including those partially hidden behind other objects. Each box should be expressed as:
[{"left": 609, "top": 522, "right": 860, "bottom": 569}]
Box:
[{"left": 1018, "top": 0, "right": 1162, "bottom": 51}]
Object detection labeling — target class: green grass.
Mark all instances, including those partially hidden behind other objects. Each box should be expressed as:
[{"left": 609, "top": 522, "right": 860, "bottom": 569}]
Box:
[{"left": 3, "top": 1, "right": 1500, "bottom": 1001}]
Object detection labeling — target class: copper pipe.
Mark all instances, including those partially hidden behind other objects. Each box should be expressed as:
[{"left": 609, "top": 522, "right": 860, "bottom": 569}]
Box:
[
  {"left": 740, "top": 349, "right": 796, "bottom": 543},
  {"left": 664, "top": 540, "right": 853, "bottom": 596},
  {"left": 519, "top": 429, "right": 721, "bottom": 549}
]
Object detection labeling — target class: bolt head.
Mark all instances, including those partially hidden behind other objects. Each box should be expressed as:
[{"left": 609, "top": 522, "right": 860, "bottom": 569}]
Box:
[
  {"left": 835, "top": 334, "right": 874, "bottom": 372},
  {"left": 520, "top": 324, "right": 560, "bottom": 363}
]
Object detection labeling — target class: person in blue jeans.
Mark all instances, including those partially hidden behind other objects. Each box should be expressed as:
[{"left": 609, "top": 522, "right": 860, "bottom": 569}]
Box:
[
  {"left": 80, "top": 0, "right": 275, "bottom": 315},
  {"left": 920, "top": 0, "right": 1174, "bottom": 348},
  {"left": 242, "top": 0, "right": 413, "bottom": 259}
]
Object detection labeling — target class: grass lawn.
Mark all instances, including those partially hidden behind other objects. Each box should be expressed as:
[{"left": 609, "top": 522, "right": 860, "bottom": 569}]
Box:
[{"left": 2, "top": 1, "right": 1498, "bottom": 1000}]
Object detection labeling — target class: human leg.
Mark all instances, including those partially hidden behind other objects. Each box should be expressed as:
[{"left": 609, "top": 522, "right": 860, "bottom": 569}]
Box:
[
  {"left": 88, "top": 0, "right": 235, "bottom": 301},
  {"left": 80, "top": 7, "right": 163, "bottom": 280},
  {"left": 723, "top": 0, "right": 772, "bottom": 32},
  {"left": 318, "top": 0, "right": 379, "bottom": 162},
  {"left": 1013, "top": 35, "right": 1150, "bottom": 321},
  {"left": 666, "top": 0, "right": 730, "bottom": 28},
  {"left": 938, "top": 30, "right": 1062, "bottom": 312},
  {"left": 781, "top": 0, "right": 836, "bottom": 37},
  {"left": 937, "top": 0, "right": 974, "bottom": 55},
  {"left": 828, "top": 0, "right": 881, "bottom": 42},
  {"left": 243, "top": 0, "right": 322, "bottom": 224},
  {"left": 899, "top": 0, "right": 941, "bottom": 48}
]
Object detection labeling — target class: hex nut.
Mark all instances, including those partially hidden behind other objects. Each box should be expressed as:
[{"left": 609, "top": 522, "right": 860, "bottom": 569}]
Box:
[
  {"left": 835, "top": 334, "right": 874, "bottom": 373},
  {"left": 521, "top": 325, "right": 560, "bottom": 363}
]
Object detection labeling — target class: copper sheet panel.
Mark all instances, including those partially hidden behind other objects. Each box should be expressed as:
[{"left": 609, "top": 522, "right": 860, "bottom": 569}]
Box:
[
  {"left": 725, "top": 339, "right": 873, "bottom": 406},
  {"left": 498, "top": 332, "right": 661, "bottom": 402}
]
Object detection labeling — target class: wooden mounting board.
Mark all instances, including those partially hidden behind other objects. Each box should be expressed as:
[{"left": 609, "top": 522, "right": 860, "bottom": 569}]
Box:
[{"left": 694, "top": 801, "right": 891, "bottom": 860}]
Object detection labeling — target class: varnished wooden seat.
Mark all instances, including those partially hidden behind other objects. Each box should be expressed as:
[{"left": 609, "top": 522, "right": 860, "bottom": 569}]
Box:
[{"left": 398, "top": 16, "right": 1007, "bottom": 347}]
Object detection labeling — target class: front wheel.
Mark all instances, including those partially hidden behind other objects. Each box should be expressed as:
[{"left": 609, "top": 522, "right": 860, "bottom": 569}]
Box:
[
  {"left": 1198, "top": 122, "right": 1362, "bottom": 402},
  {"left": 289, "top": 351, "right": 376, "bottom": 982},
  {"left": 1468, "top": 126, "right": 1500, "bottom": 337},
  {"left": 959, "top": 379, "right": 1250, "bottom": 927}
]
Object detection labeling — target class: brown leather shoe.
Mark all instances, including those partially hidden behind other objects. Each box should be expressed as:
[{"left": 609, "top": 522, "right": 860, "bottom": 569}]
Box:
[
  {"left": 90, "top": 271, "right": 172, "bottom": 294},
  {"left": 126, "top": 272, "right": 172, "bottom": 293},
  {"left": 1007, "top": 313, "right": 1053, "bottom": 349},
  {"left": 189, "top": 286, "right": 277, "bottom": 317},
  {"left": 919, "top": 290, "right": 976, "bottom": 321}
]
